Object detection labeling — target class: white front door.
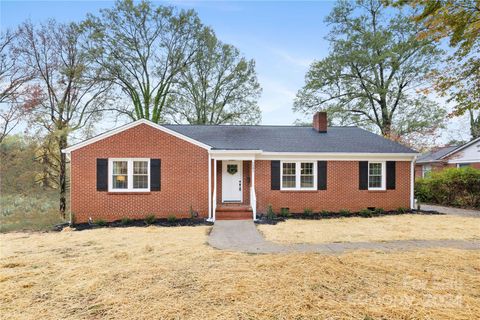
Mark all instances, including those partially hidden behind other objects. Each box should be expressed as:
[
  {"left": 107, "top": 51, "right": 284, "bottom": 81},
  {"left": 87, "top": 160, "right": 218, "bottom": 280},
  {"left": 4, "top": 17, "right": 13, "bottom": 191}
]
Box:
[{"left": 222, "top": 161, "right": 243, "bottom": 202}]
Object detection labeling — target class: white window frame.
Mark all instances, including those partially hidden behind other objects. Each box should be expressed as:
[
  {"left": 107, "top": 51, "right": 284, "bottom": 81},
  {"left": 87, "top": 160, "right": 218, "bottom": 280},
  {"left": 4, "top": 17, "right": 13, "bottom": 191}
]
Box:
[
  {"left": 280, "top": 160, "right": 317, "bottom": 191},
  {"left": 108, "top": 158, "right": 150, "bottom": 192},
  {"left": 368, "top": 161, "right": 386, "bottom": 191},
  {"left": 422, "top": 164, "right": 432, "bottom": 178}
]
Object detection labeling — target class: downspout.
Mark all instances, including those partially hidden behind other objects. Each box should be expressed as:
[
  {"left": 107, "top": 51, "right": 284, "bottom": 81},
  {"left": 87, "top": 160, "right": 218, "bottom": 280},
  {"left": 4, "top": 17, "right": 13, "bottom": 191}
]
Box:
[
  {"left": 208, "top": 153, "right": 212, "bottom": 221},
  {"left": 410, "top": 156, "right": 416, "bottom": 209},
  {"left": 67, "top": 153, "right": 72, "bottom": 225}
]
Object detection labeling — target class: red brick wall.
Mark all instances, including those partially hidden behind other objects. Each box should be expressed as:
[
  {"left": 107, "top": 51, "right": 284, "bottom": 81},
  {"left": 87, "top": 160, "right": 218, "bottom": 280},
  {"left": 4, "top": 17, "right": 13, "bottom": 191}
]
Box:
[
  {"left": 254, "top": 160, "right": 411, "bottom": 214},
  {"left": 70, "top": 124, "right": 209, "bottom": 222}
]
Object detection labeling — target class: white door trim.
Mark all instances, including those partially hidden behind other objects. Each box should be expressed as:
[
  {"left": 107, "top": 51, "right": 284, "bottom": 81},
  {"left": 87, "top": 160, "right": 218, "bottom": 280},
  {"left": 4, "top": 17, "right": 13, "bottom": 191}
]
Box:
[{"left": 222, "top": 160, "right": 243, "bottom": 203}]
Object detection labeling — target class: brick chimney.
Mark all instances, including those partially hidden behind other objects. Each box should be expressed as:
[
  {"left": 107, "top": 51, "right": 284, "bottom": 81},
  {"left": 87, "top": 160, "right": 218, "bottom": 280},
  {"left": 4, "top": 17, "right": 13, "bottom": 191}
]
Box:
[{"left": 313, "top": 112, "right": 327, "bottom": 133}]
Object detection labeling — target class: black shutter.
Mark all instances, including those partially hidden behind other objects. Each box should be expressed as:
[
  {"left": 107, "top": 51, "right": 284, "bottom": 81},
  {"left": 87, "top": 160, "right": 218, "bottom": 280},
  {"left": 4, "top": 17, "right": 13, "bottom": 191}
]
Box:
[
  {"left": 317, "top": 161, "right": 327, "bottom": 190},
  {"left": 96, "top": 158, "right": 108, "bottom": 191},
  {"left": 386, "top": 161, "right": 396, "bottom": 190},
  {"left": 271, "top": 160, "right": 280, "bottom": 190},
  {"left": 359, "top": 161, "right": 368, "bottom": 190},
  {"left": 150, "top": 159, "right": 161, "bottom": 191}
]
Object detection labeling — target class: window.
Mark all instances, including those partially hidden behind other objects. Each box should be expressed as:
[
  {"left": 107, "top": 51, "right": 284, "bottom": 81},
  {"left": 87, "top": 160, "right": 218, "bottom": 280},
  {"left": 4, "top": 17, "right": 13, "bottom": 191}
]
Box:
[
  {"left": 281, "top": 161, "right": 316, "bottom": 190},
  {"left": 282, "top": 162, "right": 296, "bottom": 188},
  {"left": 368, "top": 162, "right": 385, "bottom": 190},
  {"left": 109, "top": 158, "right": 150, "bottom": 192},
  {"left": 422, "top": 164, "right": 432, "bottom": 178},
  {"left": 457, "top": 163, "right": 471, "bottom": 168},
  {"left": 301, "top": 162, "right": 314, "bottom": 188}
]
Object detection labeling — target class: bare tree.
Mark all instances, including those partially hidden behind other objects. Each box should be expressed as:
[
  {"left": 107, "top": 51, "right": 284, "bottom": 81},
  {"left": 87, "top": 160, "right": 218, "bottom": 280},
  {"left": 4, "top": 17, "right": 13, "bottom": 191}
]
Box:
[
  {"left": 0, "top": 30, "right": 32, "bottom": 143},
  {"left": 15, "top": 20, "right": 114, "bottom": 218},
  {"left": 167, "top": 29, "right": 262, "bottom": 125},
  {"left": 83, "top": 0, "right": 205, "bottom": 123}
]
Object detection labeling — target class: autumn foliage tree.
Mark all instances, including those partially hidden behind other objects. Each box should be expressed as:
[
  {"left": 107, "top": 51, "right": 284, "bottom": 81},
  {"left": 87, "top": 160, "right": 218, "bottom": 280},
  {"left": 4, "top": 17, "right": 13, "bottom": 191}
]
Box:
[
  {"left": 405, "top": 0, "right": 480, "bottom": 139},
  {"left": 15, "top": 20, "right": 113, "bottom": 218},
  {"left": 295, "top": 0, "right": 446, "bottom": 146}
]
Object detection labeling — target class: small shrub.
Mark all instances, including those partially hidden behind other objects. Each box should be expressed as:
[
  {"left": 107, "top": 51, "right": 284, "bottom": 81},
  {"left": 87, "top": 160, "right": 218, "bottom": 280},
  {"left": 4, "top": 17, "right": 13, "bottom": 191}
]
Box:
[
  {"left": 167, "top": 214, "right": 177, "bottom": 223},
  {"left": 374, "top": 207, "right": 385, "bottom": 215},
  {"left": 266, "top": 205, "right": 276, "bottom": 220},
  {"left": 397, "top": 207, "right": 408, "bottom": 214},
  {"left": 339, "top": 209, "right": 351, "bottom": 216},
  {"left": 303, "top": 208, "right": 313, "bottom": 216},
  {"left": 359, "top": 208, "right": 372, "bottom": 217},
  {"left": 320, "top": 210, "right": 330, "bottom": 216},
  {"left": 279, "top": 207, "right": 290, "bottom": 217},
  {"left": 144, "top": 214, "right": 156, "bottom": 225},
  {"left": 120, "top": 217, "right": 133, "bottom": 225},
  {"left": 189, "top": 205, "right": 197, "bottom": 219},
  {"left": 95, "top": 219, "right": 107, "bottom": 226}
]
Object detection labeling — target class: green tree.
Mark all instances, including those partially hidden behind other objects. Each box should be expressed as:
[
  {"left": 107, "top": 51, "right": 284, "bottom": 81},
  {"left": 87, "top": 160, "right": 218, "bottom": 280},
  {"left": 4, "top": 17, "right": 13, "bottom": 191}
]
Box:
[
  {"left": 15, "top": 20, "right": 113, "bottom": 218},
  {"left": 83, "top": 0, "right": 205, "bottom": 123},
  {"left": 167, "top": 29, "right": 262, "bottom": 124},
  {"left": 404, "top": 0, "right": 480, "bottom": 139},
  {"left": 295, "top": 0, "right": 446, "bottom": 145}
]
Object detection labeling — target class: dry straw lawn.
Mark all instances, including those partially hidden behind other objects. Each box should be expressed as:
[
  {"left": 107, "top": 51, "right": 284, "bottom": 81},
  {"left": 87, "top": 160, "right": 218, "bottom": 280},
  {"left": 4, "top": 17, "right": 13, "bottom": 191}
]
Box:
[
  {"left": 1, "top": 226, "right": 479, "bottom": 319},
  {"left": 258, "top": 215, "right": 480, "bottom": 244}
]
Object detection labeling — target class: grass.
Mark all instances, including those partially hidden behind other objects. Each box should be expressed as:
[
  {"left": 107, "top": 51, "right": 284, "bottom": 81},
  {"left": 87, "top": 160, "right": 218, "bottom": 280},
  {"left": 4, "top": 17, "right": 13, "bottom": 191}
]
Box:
[
  {"left": 1, "top": 227, "right": 479, "bottom": 319},
  {"left": 0, "top": 192, "right": 65, "bottom": 233},
  {"left": 257, "top": 214, "right": 480, "bottom": 244}
]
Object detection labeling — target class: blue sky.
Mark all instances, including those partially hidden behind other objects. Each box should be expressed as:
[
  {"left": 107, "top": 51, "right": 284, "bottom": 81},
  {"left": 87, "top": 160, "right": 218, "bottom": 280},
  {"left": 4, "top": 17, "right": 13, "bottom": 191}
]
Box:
[{"left": 0, "top": 0, "right": 469, "bottom": 142}]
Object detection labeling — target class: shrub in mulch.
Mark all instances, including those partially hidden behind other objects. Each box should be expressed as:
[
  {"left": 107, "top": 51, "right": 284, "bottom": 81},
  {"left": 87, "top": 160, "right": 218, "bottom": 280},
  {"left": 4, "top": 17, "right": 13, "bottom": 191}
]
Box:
[
  {"left": 255, "top": 208, "right": 444, "bottom": 225},
  {"left": 53, "top": 218, "right": 213, "bottom": 232}
]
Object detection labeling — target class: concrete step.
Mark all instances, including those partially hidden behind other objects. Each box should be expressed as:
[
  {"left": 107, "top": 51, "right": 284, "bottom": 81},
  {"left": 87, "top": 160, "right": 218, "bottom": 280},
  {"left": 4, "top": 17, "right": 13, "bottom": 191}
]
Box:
[
  {"left": 216, "top": 211, "right": 253, "bottom": 220},
  {"left": 216, "top": 205, "right": 252, "bottom": 212}
]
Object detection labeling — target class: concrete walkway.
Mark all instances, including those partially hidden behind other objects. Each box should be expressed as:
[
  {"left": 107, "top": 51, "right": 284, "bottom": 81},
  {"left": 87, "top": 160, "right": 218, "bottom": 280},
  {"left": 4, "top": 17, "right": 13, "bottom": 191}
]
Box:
[
  {"left": 208, "top": 220, "right": 480, "bottom": 254},
  {"left": 421, "top": 204, "right": 480, "bottom": 218}
]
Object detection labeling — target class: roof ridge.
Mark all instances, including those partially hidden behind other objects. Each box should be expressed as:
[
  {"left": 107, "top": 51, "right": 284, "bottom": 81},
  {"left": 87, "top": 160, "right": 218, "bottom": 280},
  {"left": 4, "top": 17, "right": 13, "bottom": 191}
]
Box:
[{"left": 164, "top": 124, "right": 359, "bottom": 128}]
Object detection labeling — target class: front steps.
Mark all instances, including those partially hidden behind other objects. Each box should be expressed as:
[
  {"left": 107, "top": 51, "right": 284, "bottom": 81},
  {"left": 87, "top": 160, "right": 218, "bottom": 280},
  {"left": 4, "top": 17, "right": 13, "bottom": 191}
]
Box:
[{"left": 216, "top": 205, "right": 253, "bottom": 220}]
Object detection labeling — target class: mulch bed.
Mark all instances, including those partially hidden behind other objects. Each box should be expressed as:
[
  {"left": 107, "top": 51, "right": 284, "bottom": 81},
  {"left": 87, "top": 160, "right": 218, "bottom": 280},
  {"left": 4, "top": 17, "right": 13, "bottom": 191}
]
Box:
[
  {"left": 53, "top": 218, "right": 213, "bottom": 231},
  {"left": 255, "top": 209, "right": 444, "bottom": 225}
]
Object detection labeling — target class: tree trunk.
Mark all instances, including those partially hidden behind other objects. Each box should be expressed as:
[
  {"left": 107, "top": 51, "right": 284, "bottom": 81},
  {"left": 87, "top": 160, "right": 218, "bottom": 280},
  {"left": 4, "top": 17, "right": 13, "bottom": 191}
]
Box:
[
  {"left": 470, "top": 109, "right": 480, "bottom": 139},
  {"left": 58, "top": 133, "right": 67, "bottom": 220}
]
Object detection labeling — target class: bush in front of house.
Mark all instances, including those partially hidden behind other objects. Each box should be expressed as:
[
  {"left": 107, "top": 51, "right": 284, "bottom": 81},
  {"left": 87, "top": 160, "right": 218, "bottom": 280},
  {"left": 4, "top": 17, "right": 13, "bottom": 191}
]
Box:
[{"left": 415, "top": 167, "right": 480, "bottom": 208}]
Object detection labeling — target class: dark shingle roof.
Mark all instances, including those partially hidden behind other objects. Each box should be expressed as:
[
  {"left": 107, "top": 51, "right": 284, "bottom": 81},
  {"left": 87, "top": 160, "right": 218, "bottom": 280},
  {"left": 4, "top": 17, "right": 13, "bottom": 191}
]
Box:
[
  {"left": 163, "top": 125, "right": 416, "bottom": 153},
  {"left": 417, "top": 146, "right": 459, "bottom": 163}
]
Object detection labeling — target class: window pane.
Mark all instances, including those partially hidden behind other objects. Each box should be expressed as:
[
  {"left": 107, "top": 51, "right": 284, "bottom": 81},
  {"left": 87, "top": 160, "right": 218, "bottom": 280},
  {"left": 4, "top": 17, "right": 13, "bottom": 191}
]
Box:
[
  {"left": 301, "top": 162, "right": 313, "bottom": 175},
  {"left": 369, "top": 163, "right": 382, "bottom": 175},
  {"left": 133, "top": 161, "right": 148, "bottom": 174},
  {"left": 113, "top": 175, "right": 128, "bottom": 189},
  {"left": 113, "top": 161, "right": 128, "bottom": 174},
  {"left": 301, "top": 176, "right": 314, "bottom": 188},
  {"left": 282, "top": 162, "right": 296, "bottom": 175},
  {"left": 133, "top": 175, "right": 148, "bottom": 189},
  {"left": 282, "top": 175, "right": 296, "bottom": 188},
  {"left": 369, "top": 176, "right": 381, "bottom": 188}
]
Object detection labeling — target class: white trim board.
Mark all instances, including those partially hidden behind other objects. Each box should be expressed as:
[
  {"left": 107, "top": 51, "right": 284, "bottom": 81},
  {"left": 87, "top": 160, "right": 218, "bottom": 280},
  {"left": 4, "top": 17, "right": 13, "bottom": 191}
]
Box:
[{"left": 62, "top": 119, "right": 211, "bottom": 153}]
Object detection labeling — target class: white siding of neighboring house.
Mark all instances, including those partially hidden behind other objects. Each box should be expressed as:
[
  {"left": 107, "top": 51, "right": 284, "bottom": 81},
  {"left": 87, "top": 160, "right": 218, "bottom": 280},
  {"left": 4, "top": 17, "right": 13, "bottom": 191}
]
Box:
[{"left": 447, "top": 141, "right": 480, "bottom": 164}]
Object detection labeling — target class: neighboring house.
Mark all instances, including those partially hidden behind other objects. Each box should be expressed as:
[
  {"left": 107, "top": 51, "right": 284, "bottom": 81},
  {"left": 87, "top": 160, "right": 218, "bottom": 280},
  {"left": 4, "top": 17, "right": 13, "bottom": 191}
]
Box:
[
  {"left": 62, "top": 112, "right": 418, "bottom": 222},
  {"left": 415, "top": 137, "right": 480, "bottom": 179}
]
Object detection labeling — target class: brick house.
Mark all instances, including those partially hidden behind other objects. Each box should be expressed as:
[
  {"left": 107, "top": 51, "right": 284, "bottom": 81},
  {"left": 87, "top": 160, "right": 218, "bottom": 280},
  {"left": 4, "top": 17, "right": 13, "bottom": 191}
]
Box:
[
  {"left": 63, "top": 112, "right": 418, "bottom": 222},
  {"left": 415, "top": 137, "right": 480, "bottom": 179}
]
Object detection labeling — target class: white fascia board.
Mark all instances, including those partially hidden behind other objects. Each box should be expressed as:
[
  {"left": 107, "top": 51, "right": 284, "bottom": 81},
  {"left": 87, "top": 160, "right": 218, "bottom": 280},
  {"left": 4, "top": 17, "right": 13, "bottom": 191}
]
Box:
[
  {"left": 209, "top": 149, "right": 261, "bottom": 160},
  {"left": 447, "top": 159, "right": 480, "bottom": 164},
  {"left": 209, "top": 150, "right": 418, "bottom": 161},
  {"left": 256, "top": 152, "right": 418, "bottom": 161},
  {"left": 62, "top": 119, "right": 211, "bottom": 153}
]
